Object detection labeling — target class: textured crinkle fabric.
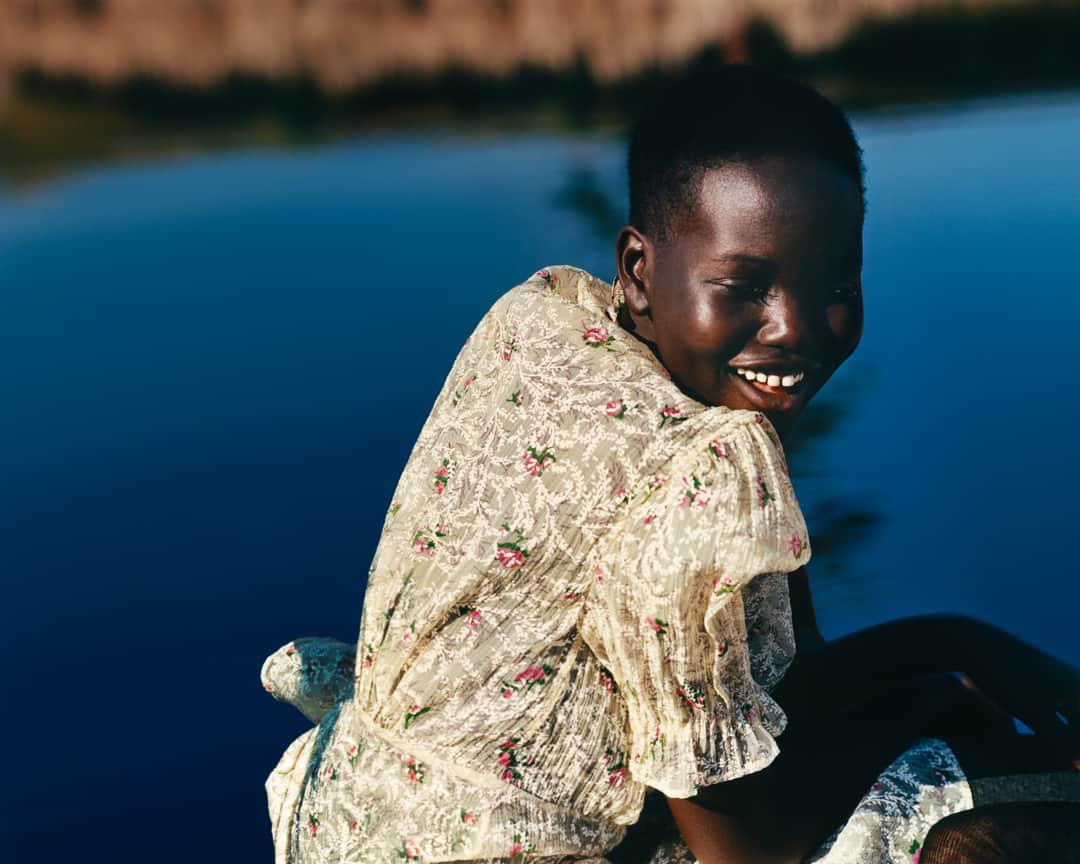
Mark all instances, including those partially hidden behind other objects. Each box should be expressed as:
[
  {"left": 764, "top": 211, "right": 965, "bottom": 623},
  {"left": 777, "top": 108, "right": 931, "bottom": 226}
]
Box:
[
  {"left": 262, "top": 265, "right": 814, "bottom": 862},
  {"left": 262, "top": 641, "right": 979, "bottom": 864}
]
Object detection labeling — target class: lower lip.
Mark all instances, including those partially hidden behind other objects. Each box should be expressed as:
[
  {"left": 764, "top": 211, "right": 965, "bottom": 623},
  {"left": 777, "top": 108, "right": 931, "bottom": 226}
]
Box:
[{"left": 728, "top": 370, "right": 805, "bottom": 413}]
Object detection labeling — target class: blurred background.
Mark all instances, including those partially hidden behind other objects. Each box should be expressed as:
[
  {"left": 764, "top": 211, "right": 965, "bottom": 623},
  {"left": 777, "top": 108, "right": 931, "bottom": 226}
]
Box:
[{"left": 2, "top": 1, "right": 1079, "bottom": 861}]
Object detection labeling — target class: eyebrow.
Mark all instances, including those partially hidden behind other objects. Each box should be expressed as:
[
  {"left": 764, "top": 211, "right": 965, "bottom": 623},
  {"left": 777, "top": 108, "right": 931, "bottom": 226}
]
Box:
[{"left": 703, "top": 254, "right": 775, "bottom": 266}]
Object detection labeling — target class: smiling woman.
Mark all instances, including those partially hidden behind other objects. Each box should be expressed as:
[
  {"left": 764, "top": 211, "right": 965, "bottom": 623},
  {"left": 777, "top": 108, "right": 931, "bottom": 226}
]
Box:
[
  {"left": 614, "top": 155, "right": 864, "bottom": 440},
  {"left": 261, "top": 63, "right": 1079, "bottom": 864}
]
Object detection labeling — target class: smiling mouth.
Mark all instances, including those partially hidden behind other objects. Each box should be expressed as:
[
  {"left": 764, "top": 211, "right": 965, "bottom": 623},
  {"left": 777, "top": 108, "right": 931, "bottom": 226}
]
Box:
[
  {"left": 732, "top": 367, "right": 806, "bottom": 390},
  {"left": 728, "top": 366, "right": 808, "bottom": 411}
]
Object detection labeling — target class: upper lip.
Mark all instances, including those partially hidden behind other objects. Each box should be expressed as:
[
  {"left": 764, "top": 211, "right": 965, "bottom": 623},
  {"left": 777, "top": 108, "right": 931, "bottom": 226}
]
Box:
[{"left": 729, "top": 359, "right": 823, "bottom": 373}]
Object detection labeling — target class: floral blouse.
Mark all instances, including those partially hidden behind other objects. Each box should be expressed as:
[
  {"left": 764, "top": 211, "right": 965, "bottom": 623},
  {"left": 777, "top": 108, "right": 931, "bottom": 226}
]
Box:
[{"left": 264, "top": 265, "right": 816, "bottom": 863}]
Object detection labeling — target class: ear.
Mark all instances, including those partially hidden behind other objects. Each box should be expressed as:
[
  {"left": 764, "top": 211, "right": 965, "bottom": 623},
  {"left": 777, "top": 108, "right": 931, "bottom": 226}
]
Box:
[{"left": 615, "top": 225, "right": 657, "bottom": 342}]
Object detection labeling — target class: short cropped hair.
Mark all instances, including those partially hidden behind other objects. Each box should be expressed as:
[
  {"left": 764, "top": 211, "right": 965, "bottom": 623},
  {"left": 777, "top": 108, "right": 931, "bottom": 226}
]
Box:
[{"left": 628, "top": 63, "right": 865, "bottom": 242}]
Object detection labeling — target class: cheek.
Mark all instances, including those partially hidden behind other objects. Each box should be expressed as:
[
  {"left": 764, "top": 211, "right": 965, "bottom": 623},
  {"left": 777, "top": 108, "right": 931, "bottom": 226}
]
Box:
[{"left": 827, "top": 301, "right": 863, "bottom": 357}]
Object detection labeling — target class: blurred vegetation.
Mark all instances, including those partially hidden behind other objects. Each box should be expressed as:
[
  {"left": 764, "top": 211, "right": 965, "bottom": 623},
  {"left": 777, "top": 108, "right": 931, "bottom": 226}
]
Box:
[{"left": 3, "top": 3, "right": 1080, "bottom": 185}]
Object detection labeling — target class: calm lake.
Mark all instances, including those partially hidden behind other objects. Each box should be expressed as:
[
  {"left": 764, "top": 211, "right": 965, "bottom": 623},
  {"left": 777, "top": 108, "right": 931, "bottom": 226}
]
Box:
[{"left": 2, "top": 89, "right": 1078, "bottom": 862}]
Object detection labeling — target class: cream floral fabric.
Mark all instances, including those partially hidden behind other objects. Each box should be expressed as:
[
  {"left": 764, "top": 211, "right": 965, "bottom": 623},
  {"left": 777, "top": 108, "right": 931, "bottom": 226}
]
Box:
[{"left": 262, "top": 266, "right": 971, "bottom": 863}]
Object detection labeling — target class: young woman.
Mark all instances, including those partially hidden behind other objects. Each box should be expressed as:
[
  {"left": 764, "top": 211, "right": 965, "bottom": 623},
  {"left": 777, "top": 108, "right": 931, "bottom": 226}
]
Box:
[{"left": 262, "top": 64, "right": 1079, "bottom": 864}]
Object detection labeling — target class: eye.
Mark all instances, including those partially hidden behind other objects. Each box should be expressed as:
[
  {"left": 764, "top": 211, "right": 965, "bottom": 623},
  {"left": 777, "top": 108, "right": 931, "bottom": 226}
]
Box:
[
  {"left": 708, "top": 278, "right": 770, "bottom": 303},
  {"left": 829, "top": 279, "right": 862, "bottom": 302}
]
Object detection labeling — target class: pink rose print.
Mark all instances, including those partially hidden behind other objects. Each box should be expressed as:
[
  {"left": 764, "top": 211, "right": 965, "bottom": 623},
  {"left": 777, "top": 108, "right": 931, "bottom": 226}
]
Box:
[
  {"left": 522, "top": 445, "right": 556, "bottom": 476},
  {"left": 646, "top": 616, "right": 669, "bottom": 639},
  {"left": 582, "top": 323, "right": 616, "bottom": 351},
  {"left": 712, "top": 575, "right": 737, "bottom": 595},
  {"left": 452, "top": 373, "right": 475, "bottom": 407},
  {"left": 599, "top": 667, "right": 619, "bottom": 694},
  {"left": 642, "top": 514, "right": 655, "bottom": 525},
  {"left": 754, "top": 412, "right": 764, "bottom": 423},
  {"left": 790, "top": 532, "right": 804, "bottom": 559},
  {"left": 742, "top": 702, "right": 759, "bottom": 723},
  {"left": 500, "top": 663, "right": 553, "bottom": 698},
  {"left": 347, "top": 743, "right": 359, "bottom": 768},
  {"left": 308, "top": 813, "right": 320, "bottom": 838},
  {"left": 605, "top": 398, "right": 627, "bottom": 418},
  {"left": 507, "top": 389, "right": 523, "bottom": 406},
  {"left": 412, "top": 535, "right": 433, "bottom": 556},
  {"left": 387, "top": 500, "right": 401, "bottom": 518},
  {"left": 678, "top": 475, "right": 711, "bottom": 508},
  {"left": 495, "top": 523, "right": 529, "bottom": 568},
  {"left": 501, "top": 334, "right": 517, "bottom": 362},
  {"left": 496, "top": 547, "right": 525, "bottom": 568},
  {"left": 562, "top": 587, "right": 580, "bottom": 600},
  {"left": 676, "top": 681, "right": 707, "bottom": 712},
  {"left": 404, "top": 704, "right": 431, "bottom": 730},
  {"left": 284, "top": 642, "right": 296, "bottom": 656},
  {"left": 709, "top": 439, "right": 728, "bottom": 458},
  {"left": 325, "top": 762, "right": 338, "bottom": 780},
  {"left": 496, "top": 737, "right": 525, "bottom": 785},
  {"left": 909, "top": 840, "right": 922, "bottom": 862},
  {"left": 536, "top": 268, "right": 557, "bottom": 287},
  {"left": 594, "top": 564, "right": 604, "bottom": 582},
  {"left": 350, "top": 820, "right": 358, "bottom": 830},
  {"left": 716, "top": 638, "right": 728, "bottom": 656},
  {"left": 508, "top": 832, "right": 535, "bottom": 857},
  {"left": 397, "top": 838, "right": 421, "bottom": 860},
  {"left": 613, "top": 485, "right": 627, "bottom": 501},
  {"left": 659, "top": 406, "right": 688, "bottom": 428},
  {"left": 603, "top": 747, "right": 628, "bottom": 788},
  {"left": 433, "top": 458, "right": 451, "bottom": 495},
  {"left": 515, "top": 665, "right": 548, "bottom": 685},
  {"left": 263, "top": 682, "right": 274, "bottom": 692},
  {"left": 404, "top": 756, "right": 426, "bottom": 783},
  {"left": 412, "top": 524, "right": 447, "bottom": 557},
  {"left": 361, "top": 642, "right": 378, "bottom": 669},
  {"left": 457, "top": 606, "right": 482, "bottom": 628},
  {"left": 461, "top": 809, "right": 477, "bottom": 827},
  {"left": 756, "top": 474, "right": 773, "bottom": 508}
]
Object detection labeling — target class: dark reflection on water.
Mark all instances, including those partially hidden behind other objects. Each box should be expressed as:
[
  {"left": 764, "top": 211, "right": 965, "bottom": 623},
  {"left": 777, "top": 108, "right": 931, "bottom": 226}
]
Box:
[{"left": 1, "top": 92, "right": 1079, "bottom": 862}]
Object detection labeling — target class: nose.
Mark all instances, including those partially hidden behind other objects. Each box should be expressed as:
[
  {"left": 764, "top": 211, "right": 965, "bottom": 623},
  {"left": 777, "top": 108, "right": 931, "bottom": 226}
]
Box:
[{"left": 756, "top": 290, "right": 821, "bottom": 356}]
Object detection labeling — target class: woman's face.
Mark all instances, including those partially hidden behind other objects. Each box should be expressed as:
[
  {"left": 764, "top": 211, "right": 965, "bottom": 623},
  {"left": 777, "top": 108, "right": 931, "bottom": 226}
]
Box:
[{"left": 617, "top": 155, "right": 864, "bottom": 440}]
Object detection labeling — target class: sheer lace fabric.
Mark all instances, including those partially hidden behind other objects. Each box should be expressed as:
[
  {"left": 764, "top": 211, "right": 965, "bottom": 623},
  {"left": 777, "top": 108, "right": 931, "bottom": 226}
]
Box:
[{"left": 264, "top": 266, "right": 811, "bottom": 862}]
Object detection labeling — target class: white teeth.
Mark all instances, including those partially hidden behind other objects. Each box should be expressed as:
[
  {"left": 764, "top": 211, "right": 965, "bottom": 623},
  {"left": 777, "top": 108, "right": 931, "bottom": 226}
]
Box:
[{"left": 734, "top": 368, "right": 806, "bottom": 389}]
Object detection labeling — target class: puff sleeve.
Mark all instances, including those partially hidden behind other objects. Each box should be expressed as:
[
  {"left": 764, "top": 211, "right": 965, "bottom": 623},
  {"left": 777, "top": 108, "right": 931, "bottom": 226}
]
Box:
[{"left": 582, "top": 413, "right": 811, "bottom": 798}]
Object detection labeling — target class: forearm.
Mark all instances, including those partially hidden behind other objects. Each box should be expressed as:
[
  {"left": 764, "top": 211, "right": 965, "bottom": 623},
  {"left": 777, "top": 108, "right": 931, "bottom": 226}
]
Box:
[
  {"left": 668, "top": 671, "right": 983, "bottom": 864},
  {"left": 787, "top": 615, "right": 1066, "bottom": 723}
]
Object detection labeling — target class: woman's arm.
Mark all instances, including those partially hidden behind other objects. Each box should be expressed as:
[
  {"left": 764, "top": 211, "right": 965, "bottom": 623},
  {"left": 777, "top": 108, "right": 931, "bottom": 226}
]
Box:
[
  {"left": 786, "top": 614, "right": 1079, "bottom": 762},
  {"left": 667, "top": 671, "right": 992, "bottom": 864},
  {"left": 786, "top": 566, "right": 825, "bottom": 655},
  {"left": 666, "top": 602, "right": 1079, "bottom": 864},
  {"left": 786, "top": 567, "right": 1077, "bottom": 757}
]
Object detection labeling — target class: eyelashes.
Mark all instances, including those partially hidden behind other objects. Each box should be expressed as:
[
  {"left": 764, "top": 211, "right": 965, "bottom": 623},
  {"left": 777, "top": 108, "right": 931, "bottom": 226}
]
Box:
[{"left": 708, "top": 278, "right": 862, "bottom": 304}]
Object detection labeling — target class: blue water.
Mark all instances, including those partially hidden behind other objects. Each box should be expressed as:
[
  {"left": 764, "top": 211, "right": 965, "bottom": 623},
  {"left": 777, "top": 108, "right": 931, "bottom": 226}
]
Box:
[{"left": 2, "top": 91, "right": 1078, "bottom": 862}]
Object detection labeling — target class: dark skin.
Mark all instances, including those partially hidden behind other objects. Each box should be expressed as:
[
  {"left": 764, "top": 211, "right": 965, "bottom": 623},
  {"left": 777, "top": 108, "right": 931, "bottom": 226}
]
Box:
[{"left": 613, "top": 155, "right": 1080, "bottom": 864}]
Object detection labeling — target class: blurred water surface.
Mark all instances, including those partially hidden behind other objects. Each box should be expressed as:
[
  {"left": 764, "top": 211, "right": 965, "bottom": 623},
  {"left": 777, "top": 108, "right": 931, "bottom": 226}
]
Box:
[{"left": 1, "top": 90, "right": 1079, "bottom": 862}]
